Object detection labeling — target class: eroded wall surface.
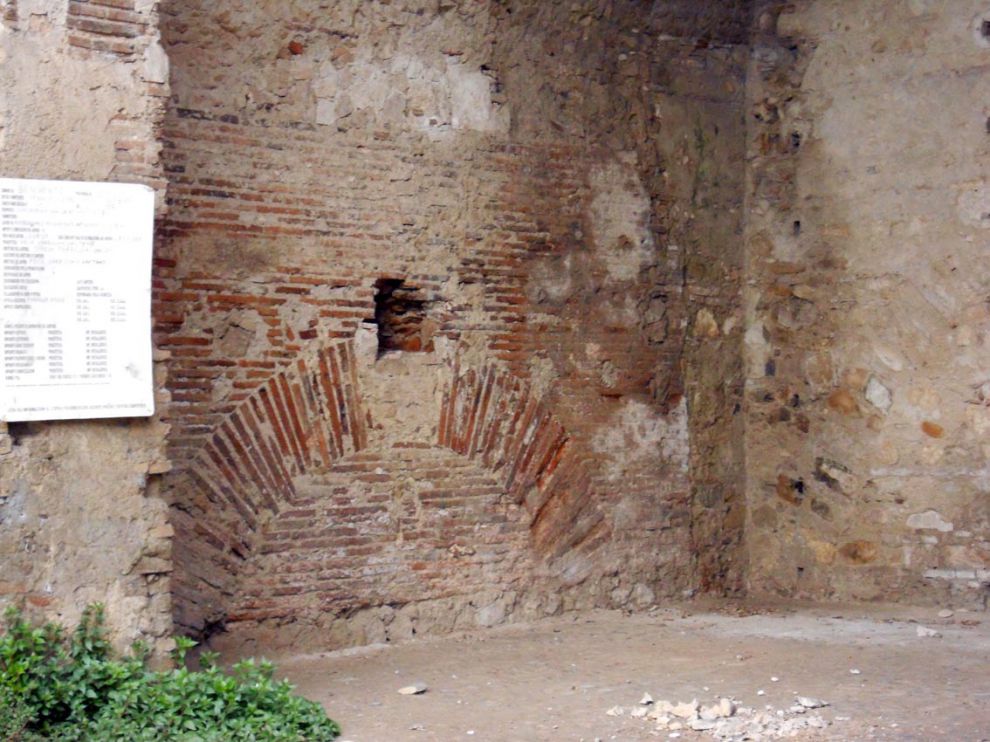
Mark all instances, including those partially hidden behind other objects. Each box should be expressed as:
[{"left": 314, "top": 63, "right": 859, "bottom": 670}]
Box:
[
  {"left": 0, "top": 0, "right": 174, "bottom": 651},
  {"left": 156, "top": 0, "right": 751, "bottom": 650},
  {"left": 745, "top": 1, "right": 990, "bottom": 606}
]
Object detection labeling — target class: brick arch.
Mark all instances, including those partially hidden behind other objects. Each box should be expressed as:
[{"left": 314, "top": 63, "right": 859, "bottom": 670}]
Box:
[
  {"left": 438, "top": 359, "right": 610, "bottom": 561},
  {"left": 170, "top": 338, "right": 369, "bottom": 632},
  {"left": 214, "top": 353, "right": 611, "bottom": 647},
  {"left": 172, "top": 336, "right": 610, "bottom": 634}
]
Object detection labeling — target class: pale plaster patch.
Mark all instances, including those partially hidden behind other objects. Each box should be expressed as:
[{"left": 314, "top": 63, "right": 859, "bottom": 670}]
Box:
[
  {"left": 592, "top": 398, "right": 688, "bottom": 481},
  {"left": 313, "top": 50, "right": 507, "bottom": 135},
  {"left": 588, "top": 156, "right": 655, "bottom": 283}
]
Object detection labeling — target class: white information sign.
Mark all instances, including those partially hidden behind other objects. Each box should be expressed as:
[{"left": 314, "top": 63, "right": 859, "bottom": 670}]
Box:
[{"left": 0, "top": 178, "right": 155, "bottom": 421}]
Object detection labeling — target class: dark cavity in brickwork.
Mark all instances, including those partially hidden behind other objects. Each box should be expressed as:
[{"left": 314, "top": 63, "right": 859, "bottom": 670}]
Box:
[{"left": 373, "top": 278, "right": 434, "bottom": 357}]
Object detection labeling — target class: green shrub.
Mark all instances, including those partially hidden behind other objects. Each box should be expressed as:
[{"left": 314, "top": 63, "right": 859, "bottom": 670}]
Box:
[{"left": 0, "top": 604, "right": 340, "bottom": 741}]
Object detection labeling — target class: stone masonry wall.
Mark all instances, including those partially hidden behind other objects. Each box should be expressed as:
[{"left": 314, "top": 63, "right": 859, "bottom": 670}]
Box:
[
  {"left": 744, "top": 0, "right": 990, "bottom": 607},
  {"left": 0, "top": 0, "right": 174, "bottom": 653},
  {"left": 156, "top": 0, "right": 752, "bottom": 649}
]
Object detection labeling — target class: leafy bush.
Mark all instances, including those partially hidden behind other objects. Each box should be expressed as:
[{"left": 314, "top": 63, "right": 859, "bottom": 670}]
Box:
[{"left": 0, "top": 604, "right": 340, "bottom": 741}]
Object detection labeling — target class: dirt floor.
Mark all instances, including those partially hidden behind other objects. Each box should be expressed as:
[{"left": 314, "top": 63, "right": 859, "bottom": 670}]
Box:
[{"left": 269, "top": 601, "right": 990, "bottom": 741}]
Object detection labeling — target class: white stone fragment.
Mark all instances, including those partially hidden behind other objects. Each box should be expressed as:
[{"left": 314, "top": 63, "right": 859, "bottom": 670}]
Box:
[
  {"left": 906, "top": 510, "right": 954, "bottom": 532},
  {"left": 652, "top": 700, "right": 675, "bottom": 715},
  {"left": 700, "top": 697, "right": 736, "bottom": 720},
  {"left": 689, "top": 718, "right": 717, "bottom": 731},
  {"left": 916, "top": 625, "right": 942, "bottom": 638},
  {"left": 850, "top": 668, "right": 861, "bottom": 674},
  {"left": 670, "top": 699, "right": 700, "bottom": 719},
  {"left": 639, "top": 692, "right": 654, "bottom": 705},
  {"left": 938, "top": 609, "right": 954, "bottom": 618},
  {"left": 630, "top": 706, "right": 650, "bottom": 719},
  {"left": 605, "top": 705, "right": 625, "bottom": 717},
  {"left": 796, "top": 696, "right": 828, "bottom": 709},
  {"left": 398, "top": 682, "right": 428, "bottom": 695},
  {"left": 865, "top": 376, "right": 893, "bottom": 413}
]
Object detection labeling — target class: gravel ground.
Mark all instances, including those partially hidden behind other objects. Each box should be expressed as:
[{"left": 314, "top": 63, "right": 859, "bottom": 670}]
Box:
[{"left": 257, "top": 601, "right": 990, "bottom": 741}]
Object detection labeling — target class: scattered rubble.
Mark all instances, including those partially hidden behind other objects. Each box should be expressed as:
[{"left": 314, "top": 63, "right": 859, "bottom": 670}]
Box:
[{"left": 610, "top": 693, "right": 831, "bottom": 739}]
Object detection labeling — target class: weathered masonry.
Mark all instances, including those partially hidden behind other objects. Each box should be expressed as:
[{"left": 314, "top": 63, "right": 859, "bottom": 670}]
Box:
[{"left": 1, "top": 0, "right": 987, "bottom": 657}]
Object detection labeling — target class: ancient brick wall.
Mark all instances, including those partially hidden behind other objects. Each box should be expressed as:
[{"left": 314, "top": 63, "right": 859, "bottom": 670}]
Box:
[
  {"left": 156, "top": 0, "right": 752, "bottom": 647},
  {"left": 7, "top": 0, "right": 988, "bottom": 659},
  {"left": 744, "top": 1, "right": 990, "bottom": 606},
  {"left": 0, "top": 0, "right": 173, "bottom": 653}
]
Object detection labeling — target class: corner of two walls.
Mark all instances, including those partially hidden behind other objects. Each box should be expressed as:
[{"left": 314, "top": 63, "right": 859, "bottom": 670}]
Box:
[{"left": 0, "top": 0, "right": 174, "bottom": 653}]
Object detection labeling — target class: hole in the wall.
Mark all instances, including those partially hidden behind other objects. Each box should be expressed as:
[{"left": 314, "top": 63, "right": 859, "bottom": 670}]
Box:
[
  {"left": 985, "top": 117, "right": 990, "bottom": 134},
  {"left": 6, "top": 421, "right": 38, "bottom": 445},
  {"left": 790, "top": 131, "right": 802, "bottom": 150},
  {"left": 372, "top": 278, "right": 435, "bottom": 358},
  {"left": 792, "top": 220, "right": 801, "bottom": 236},
  {"left": 201, "top": 617, "right": 227, "bottom": 643},
  {"left": 982, "top": 19, "right": 990, "bottom": 38}
]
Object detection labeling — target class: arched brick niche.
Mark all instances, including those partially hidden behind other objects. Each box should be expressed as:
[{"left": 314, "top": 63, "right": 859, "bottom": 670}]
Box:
[
  {"left": 156, "top": 0, "right": 721, "bottom": 649},
  {"left": 177, "top": 338, "right": 614, "bottom": 651}
]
